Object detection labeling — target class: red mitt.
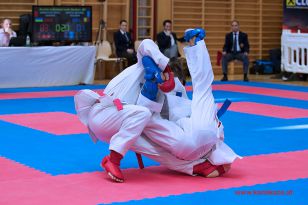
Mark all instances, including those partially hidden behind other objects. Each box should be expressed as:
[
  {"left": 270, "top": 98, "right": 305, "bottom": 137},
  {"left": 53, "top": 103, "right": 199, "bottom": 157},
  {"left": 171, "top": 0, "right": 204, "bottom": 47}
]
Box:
[{"left": 158, "top": 65, "right": 175, "bottom": 93}]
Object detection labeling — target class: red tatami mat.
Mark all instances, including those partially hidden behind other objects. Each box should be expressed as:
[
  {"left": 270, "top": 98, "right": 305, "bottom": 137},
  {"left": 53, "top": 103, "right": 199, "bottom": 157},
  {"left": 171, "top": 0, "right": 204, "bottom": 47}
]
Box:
[
  {"left": 222, "top": 102, "right": 308, "bottom": 119},
  {"left": 0, "top": 90, "right": 103, "bottom": 100},
  {"left": 0, "top": 150, "right": 307, "bottom": 205},
  {"left": 0, "top": 112, "right": 87, "bottom": 135},
  {"left": 0, "top": 157, "right": 49, "bottom": 182},
  {"left": 213, "top": 84, "right": 308, "bottom": 101},
  {"left": 185, "top": 84, "right": 308, "bottom": 101}
]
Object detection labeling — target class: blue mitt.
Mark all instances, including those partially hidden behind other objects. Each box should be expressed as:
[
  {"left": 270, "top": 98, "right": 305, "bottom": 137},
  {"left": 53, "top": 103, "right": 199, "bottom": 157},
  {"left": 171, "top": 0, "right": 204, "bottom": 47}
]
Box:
[
  {"left": 141, "top": 56, "right": 163, "bottom": 101},
  {"left": 184, "top": 28, "right": 206, "bottom": 45}
]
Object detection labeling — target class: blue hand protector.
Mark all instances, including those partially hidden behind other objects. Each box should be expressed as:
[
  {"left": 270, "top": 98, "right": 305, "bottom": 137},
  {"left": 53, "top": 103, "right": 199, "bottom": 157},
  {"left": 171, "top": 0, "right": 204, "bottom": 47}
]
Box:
[
  {"left": 141, "top": 80, "right": 159, "bottom": 101},
  {"left": 194, "top": 28, "right": 206, "bottom": 43},
  {"left": 184, "top": 28, "right": 206, "bottom": 44},
  {"left": 184, "top": 29, "right": 198, "bottom": 42},
  {"left": 142, "top": 56, "right": 163, "bottom": 83},
  {"left": 141, "top": 56, "right": 163, "bottom": 101}
]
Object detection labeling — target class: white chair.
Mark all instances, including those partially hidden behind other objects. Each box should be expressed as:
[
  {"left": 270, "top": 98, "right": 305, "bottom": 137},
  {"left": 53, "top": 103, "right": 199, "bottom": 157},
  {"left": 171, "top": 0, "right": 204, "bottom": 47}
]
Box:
[{"left": 95, "top": 40, "right": 127, "bottom": 79}]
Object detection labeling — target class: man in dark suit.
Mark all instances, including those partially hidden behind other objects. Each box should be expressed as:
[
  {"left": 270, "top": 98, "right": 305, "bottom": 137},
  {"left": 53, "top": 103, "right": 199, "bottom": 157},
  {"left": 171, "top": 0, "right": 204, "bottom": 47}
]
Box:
[
  {"left": 157, "top": 20, "right": 181, "bottom": 58},
  {"left": 221, "top": 20, "right": 250, "bottom": 82},
  {"left": 114, "top": 20, "right": 137, "bottom": 66}
]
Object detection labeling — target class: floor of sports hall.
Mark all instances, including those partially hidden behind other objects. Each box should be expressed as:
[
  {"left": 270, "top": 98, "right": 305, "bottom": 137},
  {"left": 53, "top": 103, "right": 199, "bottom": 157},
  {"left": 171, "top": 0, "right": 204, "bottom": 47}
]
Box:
[{"left": 1, "top": 74, "right": 307, "bottom": 205}]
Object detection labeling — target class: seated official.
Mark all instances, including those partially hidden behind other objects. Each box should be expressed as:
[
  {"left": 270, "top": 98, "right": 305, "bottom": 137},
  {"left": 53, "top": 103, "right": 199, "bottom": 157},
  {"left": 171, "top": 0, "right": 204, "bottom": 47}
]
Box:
[
  {"left": 221, "top": 20, "right": 250, "bottom": 82},
  {"left": 114, "top": 20, "right": 137, "bottom": 67},
  {"left": 0, "top": 18, "right": 17, "bottom": 47},
  {"left": 157, "top": 20, "right": 182, "bottom": 58}
]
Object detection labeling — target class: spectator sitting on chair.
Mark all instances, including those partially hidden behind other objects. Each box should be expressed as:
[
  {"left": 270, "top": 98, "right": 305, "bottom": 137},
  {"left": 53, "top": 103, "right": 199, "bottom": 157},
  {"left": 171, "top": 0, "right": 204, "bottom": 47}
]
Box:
[
  {"left": 0, "top": 18, "right": 17, "bottom": 47},
  {"left": 221, "top": 20, "right": 250, "bottom": 82},
  {"left": 114, "top": 20, "right": 137, "bottom": 67},
  {"left": 157, "top": 20, "right": 182, "bottom": 58}
]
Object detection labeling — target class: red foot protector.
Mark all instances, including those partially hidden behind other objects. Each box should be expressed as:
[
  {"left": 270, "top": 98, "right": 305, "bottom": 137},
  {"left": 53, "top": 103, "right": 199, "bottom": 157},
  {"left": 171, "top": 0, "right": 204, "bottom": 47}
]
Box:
[
  {"left": 193, "top": 160, "right": 226, "bottom": 177},
  {"left": 101, "top": 156, "right": 124, "bottom": 183},
  {"left": 1, "top": 150, "right": 308, "bottom": 204},
  {"left": 0, "top": 112, "right": 87, "bottom": 135}
]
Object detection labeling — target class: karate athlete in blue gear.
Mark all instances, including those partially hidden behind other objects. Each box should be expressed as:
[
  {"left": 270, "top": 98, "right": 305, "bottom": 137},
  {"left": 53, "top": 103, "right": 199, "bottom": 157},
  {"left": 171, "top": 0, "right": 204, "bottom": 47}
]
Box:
[
  {"left": 174, "top": 27, "right": 241, "bottom": 177},
  {"left": 141, "top": 56, "right": 164, "bottom": 101}
]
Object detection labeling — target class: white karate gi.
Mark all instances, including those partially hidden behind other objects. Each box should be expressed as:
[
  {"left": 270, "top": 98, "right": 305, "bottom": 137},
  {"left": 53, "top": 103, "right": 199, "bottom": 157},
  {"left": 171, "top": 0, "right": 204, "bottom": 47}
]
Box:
[
  {"left": 176, "top": 40, "right": 241, "bottom": 165},
  {"left": 74, "top": 90, "right": 152, "bottom": 156},
  {"left": 76, "top": 39, "right": 239, "bottom": 176},
  {"left": 104, "top": 39, "right": 217, "bottom": 161},
  {"left": 75, "top": 89, "right": 204, "bottom": 175}
]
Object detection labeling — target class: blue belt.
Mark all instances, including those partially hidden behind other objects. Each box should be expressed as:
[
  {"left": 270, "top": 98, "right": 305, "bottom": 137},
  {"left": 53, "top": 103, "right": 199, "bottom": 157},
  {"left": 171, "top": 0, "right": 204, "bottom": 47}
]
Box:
[{"left": 217, "top": 99, "right": 232, "bottom": 119}]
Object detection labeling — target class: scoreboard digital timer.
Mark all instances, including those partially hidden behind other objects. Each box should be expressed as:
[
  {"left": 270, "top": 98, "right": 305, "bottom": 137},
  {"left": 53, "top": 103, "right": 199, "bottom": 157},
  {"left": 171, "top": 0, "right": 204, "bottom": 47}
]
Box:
[{"left": 32, "top": 6, "right": 92, "bottom": 43}]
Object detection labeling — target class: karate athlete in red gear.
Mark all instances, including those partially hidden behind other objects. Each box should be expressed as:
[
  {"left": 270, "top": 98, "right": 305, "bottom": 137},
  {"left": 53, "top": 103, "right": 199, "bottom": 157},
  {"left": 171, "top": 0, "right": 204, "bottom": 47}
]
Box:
[
  {"left": 74, "top": 53, "right": 175, "bottom": 183},
  {"left": 74, "top": 90, "right": 152, "bottom": 182}
]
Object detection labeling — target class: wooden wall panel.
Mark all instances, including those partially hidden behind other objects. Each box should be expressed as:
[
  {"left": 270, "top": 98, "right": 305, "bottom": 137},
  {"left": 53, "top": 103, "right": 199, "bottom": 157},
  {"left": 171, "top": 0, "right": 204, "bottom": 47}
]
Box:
[
  {"left": 37, "top": 0, "right": 54, "bottom": 5},
  {"left": 104, "top": 0, "right": 129, "bottom": 43},
  {"left": 203, "top": 0, "right": 232, "bottom": 73},
  {"left": 136, "top": 0, "right": 154, "bottom": 40},
  {"left": 0, "top": 0, "right": 37, "bottom": 31},
  {"left": 171, "top": 0, "right": 282, "bottom": 75},
  {"left": 232, "top": 0, "right": 261, "bottom": 74},
  {"left": 172, "top": 0, "right": 203, "bottom": 34},
  {"left": 156, "top": 0, "right": 171, "bottom": 36}
]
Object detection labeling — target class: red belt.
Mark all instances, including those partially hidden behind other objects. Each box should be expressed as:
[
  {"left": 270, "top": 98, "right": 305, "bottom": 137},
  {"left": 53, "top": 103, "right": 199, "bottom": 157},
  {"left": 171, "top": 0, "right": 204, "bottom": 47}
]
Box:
[
  {"left": 113, "top": 98, "right": 123, "bottom": 111},
  {"left": 95, "top": 94, "right": 123, "bottom": 111}
]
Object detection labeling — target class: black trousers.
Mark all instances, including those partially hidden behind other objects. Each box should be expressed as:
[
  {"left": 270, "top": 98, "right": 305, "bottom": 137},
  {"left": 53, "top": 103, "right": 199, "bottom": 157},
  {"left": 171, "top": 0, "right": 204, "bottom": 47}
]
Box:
[
  {"left": 222, "top": 52, "right": 249, "bottom": 74},
  {"left": 119, "top": 52, "right": 137, "bottom": 67}
]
